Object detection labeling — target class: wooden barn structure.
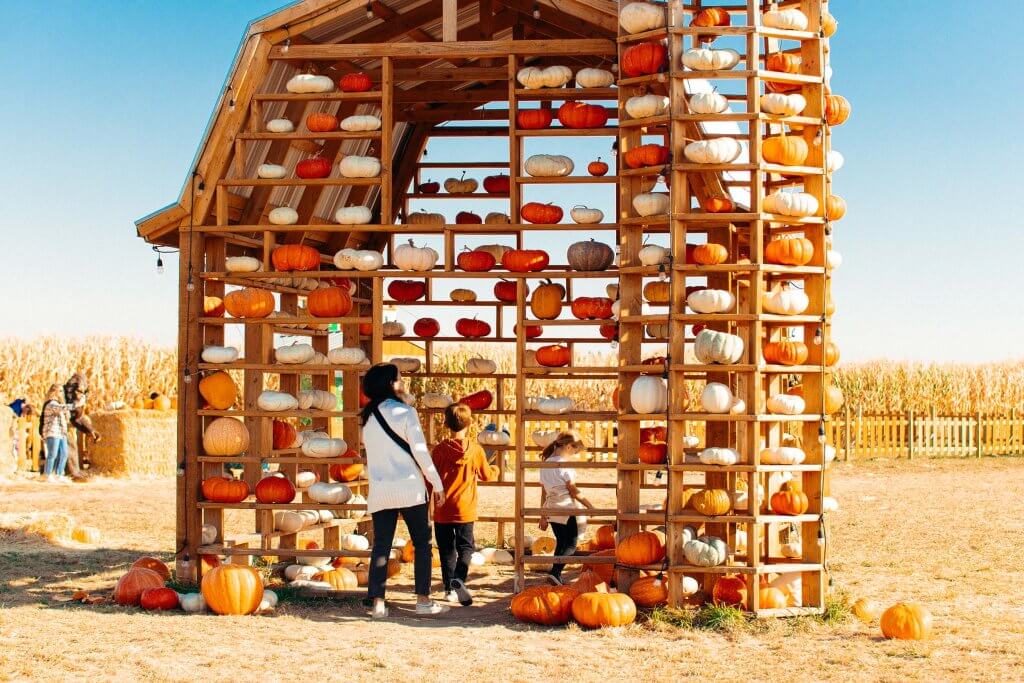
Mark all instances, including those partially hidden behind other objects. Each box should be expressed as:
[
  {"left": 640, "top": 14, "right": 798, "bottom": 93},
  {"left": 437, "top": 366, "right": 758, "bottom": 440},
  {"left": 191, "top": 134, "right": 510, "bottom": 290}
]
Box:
[{"left": 137, "top": 0, "right": 846, "bottom": 615}]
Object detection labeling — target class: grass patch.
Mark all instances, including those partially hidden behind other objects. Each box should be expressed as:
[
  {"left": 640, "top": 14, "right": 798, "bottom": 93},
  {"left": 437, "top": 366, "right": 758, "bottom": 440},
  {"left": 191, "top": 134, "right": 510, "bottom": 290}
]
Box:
[
  {"left": 269, "top": 584, "right": 363, "bottom": 607},
  {"left": 647, "top": 604, "right": 749, "bottom": 632},
  {"left": 817, "top": 589, "right": 852, "bottom": 625}
]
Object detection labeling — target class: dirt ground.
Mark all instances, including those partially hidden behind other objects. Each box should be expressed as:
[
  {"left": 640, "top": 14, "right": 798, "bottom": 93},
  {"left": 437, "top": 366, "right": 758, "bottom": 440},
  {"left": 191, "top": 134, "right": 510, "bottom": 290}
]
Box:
[{"left": 2, "top": 458, "right": 1023, "bottom": 682}]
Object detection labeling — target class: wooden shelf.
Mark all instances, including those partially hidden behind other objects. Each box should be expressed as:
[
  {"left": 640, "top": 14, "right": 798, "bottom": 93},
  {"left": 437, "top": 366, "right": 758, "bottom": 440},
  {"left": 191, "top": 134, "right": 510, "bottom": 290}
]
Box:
[
  {"left": 514, "top": 87, "right": 617, "bottom": 101},
  {"left": 253, "top": 91, "right": 383, "bottom": 102},
  {"left": 236, "top": 131, "right": 381, "bottom": 141},
  {"left": 218, "top": 178, "right": 383, "bottom": 187},
  {"left": 514, "top": 127, "right": 618, "bottom": 137}
]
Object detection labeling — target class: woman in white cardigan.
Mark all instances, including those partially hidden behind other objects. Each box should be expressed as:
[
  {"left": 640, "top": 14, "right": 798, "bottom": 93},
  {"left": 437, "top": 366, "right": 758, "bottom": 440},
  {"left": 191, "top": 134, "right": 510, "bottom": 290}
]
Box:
[{"left": 361, "top": 363, "right": 448, "bottom": 618}]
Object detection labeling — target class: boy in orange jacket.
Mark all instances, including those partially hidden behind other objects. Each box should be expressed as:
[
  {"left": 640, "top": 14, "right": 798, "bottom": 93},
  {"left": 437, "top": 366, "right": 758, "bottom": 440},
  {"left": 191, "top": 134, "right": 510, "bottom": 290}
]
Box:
[{"left": 431, "top": 403, "right": 499, "bottom": 606}]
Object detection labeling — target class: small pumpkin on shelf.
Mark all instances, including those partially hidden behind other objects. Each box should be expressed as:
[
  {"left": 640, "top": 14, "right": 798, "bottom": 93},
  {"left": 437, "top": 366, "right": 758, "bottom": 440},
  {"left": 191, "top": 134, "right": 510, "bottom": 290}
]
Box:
[
  {"left": 516, "top": 108, "right": 554, "bottom": 130},
  {"left": 621, "top": 41, "right": 668, "bottom": 77},
  {"left": 305, "top": 112, "right": 338, "bottom": 132},
  {"left": 457, "top": 247, "right": 497, "bottom": 272},
  {"left": 587, "top": 157, "right": 609, "bottom": 176},
  {"left": 444, "top": 172, "right": 478, "bottom": 194},
  {"left": 530, "top": 280, "right": 565, "bottom": 320},
  {"left": 770, "top": 480, "right": 809, "bottom": 515},
  {"left": 339, "top": 72, "right": 373, "bottom": 92}
]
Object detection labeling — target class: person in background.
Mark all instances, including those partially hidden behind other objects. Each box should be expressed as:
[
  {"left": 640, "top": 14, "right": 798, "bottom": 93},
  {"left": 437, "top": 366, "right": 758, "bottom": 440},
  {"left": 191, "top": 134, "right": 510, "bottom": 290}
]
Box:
[
  {"left": 62, "top": 372, "right": 100, "bottom": 478},
  {"left": 537, "top": 431, "right": 594, "bottom": 585},
  {"left": 360, "top": 363, "right": 448, "bottom": 618},
  {"left": 40, "top": 384, "right": 70, "bottom": 482},
  {"left": 431, "top": 403, "right": 499, "bottom": 606},
  {"left": 7, "top": 399, "right": 29, "bottom": 465}
]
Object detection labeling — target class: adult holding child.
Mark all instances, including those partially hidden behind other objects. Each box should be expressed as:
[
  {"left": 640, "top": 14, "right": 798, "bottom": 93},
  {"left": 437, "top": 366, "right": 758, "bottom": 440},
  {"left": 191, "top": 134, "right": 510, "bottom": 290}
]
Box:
[{"left": 360, "top": 363, "right": 449, "bottom": 618}]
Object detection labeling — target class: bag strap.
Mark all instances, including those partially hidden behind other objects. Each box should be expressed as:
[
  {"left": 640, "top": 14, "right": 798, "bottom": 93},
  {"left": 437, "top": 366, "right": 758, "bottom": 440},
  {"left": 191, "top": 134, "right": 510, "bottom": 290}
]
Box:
[{"left": 372, "top": 403, "right": 413, "bottom": 456}]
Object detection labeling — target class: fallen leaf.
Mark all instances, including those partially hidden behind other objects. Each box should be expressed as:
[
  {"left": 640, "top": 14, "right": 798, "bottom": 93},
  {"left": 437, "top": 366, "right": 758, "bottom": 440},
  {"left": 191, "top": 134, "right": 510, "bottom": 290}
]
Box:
[
  {"left": 85, "top": 597, "right": 106, "bottom": 605},
  {"left": 70, "top": 590, "right": 89, "bottom": 602}
]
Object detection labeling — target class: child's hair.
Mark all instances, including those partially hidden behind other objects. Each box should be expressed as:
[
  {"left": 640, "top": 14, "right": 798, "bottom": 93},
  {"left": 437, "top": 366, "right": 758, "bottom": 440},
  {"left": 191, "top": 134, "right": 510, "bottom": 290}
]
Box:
[
  {"left": 541, "top": 431, "right": 585, "bottom": 460},
  {"left": 45, "top": 384, "right": 63, "bottom": 403},
  {"left": 443, "top": 403, "right": 472, "bottom": 432}
]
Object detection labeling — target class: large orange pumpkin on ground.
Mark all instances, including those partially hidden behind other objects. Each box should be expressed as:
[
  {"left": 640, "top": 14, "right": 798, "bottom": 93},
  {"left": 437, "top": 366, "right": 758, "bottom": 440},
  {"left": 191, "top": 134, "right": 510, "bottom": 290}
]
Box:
[
  {"left": 628, "top": 575, "right": 668, "bottom": 607},
  {"left": 571, "top": 570, "right": 609, "bottom": 594},
  {"left": 314, "top": 567, "right": 359, "bottom": 591},
  {"left": 510, "top": 585, "right": 579, "bottom": 625},
  {"left": 712, "top": 575, "right": 748, "bottom": 606},
  {"left": 131, "top": 556, "right": 171, "bottom": 581},
  {"left": 571, "top": 592, "right": 637, "bottom": 628},
  {"left": 201, "top": 564, "right": 264, "bottom": 615},
  {"left": 880, "top": 602, "right": 932, "bottom": 640},
  {"left": 113, "top": 567, "right": 165, "bottom": 606}
]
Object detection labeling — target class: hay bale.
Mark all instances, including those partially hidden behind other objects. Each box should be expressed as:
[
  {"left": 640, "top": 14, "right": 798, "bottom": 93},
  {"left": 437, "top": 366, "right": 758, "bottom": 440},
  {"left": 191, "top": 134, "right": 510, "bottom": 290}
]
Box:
[{"left": 88, "top": 409, "right": 177, "bottom": 477}]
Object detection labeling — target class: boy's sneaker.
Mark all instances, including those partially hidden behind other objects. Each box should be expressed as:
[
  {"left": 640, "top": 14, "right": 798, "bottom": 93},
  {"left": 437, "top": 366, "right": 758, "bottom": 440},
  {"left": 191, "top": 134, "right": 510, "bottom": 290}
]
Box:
[
  {"left": 370, "top": 602, "right": 389, "bottom": 619},
  {"left": 451, "top": 578, "right": 473, "bottom": 606},
  {"left": 415, "top": 601, "right": 450, "bottom": 616},
  {"left": 545, "top": 574, "right": 563, "bottom": 586},
  {"left": 444, "top": 590, "right": 459, "bottom": 603}
]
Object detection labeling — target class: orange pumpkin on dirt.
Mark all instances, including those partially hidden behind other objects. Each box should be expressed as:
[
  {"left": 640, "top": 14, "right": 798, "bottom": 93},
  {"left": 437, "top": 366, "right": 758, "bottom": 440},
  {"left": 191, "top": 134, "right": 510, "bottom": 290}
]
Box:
[
  {"left": 113, "top": 567, "right": 165, "bottom": 606},
  {"left": 131, "top": 556, "right": 171, "bottom": 581}
]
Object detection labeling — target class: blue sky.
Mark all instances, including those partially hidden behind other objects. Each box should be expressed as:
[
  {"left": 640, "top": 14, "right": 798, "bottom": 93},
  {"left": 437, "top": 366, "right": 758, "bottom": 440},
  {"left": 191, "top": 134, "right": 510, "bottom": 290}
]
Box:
[{"left": 1, "top": 1, "right": 1022, "bottom": 362}]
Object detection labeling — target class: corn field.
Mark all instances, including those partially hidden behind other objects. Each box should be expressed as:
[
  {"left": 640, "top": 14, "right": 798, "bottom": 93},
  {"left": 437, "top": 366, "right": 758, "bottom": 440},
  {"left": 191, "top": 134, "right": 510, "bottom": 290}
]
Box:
[{"left": 2, "top": 337, "right": 1022, "bottom": 416}]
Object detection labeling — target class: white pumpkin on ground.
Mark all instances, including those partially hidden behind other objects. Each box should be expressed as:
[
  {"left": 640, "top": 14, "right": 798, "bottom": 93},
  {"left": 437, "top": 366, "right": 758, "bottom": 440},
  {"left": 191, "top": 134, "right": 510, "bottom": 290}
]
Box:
[
  {"left": 683, "top": 535, "right": 727, "bottom": 566},
  {"left": 393, "top": 240, "right": 439, "bottom": 271},
  {"left": 340, "top": 534, "right": 370, "bottom": 552},
  {"left": 286, "top": 74, "right": 334, "bottom": 93},
  {"left": 694, "top": 329, "right": 744, "bottom": 365},
  {"left": 761, "top": 93, "right": 807, "bottom": 117},
  {"left": 201, "top": 346, "right": 239, "bottom": 364},
  {"left": 699, "top": 447, "right": 740, "bottom": 466},
  {"left": 178, "top": 593, "right": 207, "bottom": 613},
  {"left": 276, "top": 343, "right": 315, "bottom": 364},
  {"left": 760, "top": 446, "right": 806, "bottom": 465},
  {"left": 570, "top": 206, "right": 604, "bottom": 224},
  {"left": 301, "top": 437, "right": 347, "bottom": 458},
  {"left": 225, "top": 256, "right": 261, "bottom": 273},
  {"left": 269, "top": 207, "right": 299, "bottom": 225},
  {"left": 338, "top": 156, "right": 381, "bottom": 178},
  {"left": 335, "top": 206, "right": 373, "bottom": 224},
  {"left": 763, "top": 284, "right": 810, "bottom": 315},
  {"left": 328, "top": 347, "right": 367, "bottom": 365},
  {"left": 763, "top": 8, "right": 808, "bottom": 31},
  {"left": 689, "top": 92, "right": 728, "bottom": 114},
  {"left": 684, "top": 138, "right": 742, "bottom": 164},
  {"left": 576, "top": 68, "right": 614, "bottom": 88},
  {"left": 767, "top": 394, "right": 806, "bottom": 415},
  {"left": 618, "top": 1, "right": 666, "bottom": 34},
  {"left": 682, "top": 48, "right": 741, "bottom": 71},
  {"left": 633, "top": 193, "right": 670, "bottom": 218},
  {"left": 638, "top": 243, "right": 669, "bottom": 265},
  {"left": 298, "top": 389, "right": 336, "bottom": 411},
  {"left": 466, "top": 357, "right": 497, "bottom": 374},
  {"left": 516, "top": 65, "right": 572, "bottom": 89},
  {"left": 478, "top": 430, "right": 511, "bottom": 447},
  {"left": 257, "top": 391, "right": 298, "bottom": 412},
  {"left": 266, "top": 118, "right": 294, "bottom": 133},
  {"left": 700, "top": 382, "right": 744, "bottom": 414},
  {"left": 537, "top": 397, "right": 574, "bottom": 415},
  {"left": 420, "top": 393, "right": 453, "bottom": 409},
  {"left": 340, "top": 115, "right": 381, "bottom": 131},
  {"left": 308, "top": 482, "right": 353, "bottom": 505},
  {"left": 485, "top": 548, "right": 514, "bottom": 565},
  {"left": 687, "top": 289, "right": 736, "bottom": 314},
  {"left": 285, "top": 565, "right": 320, "bottom": 582},
  {"left": 524, "top": 154, "right": 574, "bottom": 177},
  {"left": 630, "top": 376, "right": 668, "bottom": 414},
  {"left": 469, "top": 552, "right": 486, "bottom": 567},
  {"left": 257, "top": 163, "right": 287, "bottom": 179},
  {"left": 625, "top": 94, "right": 668, "bottom": 119},
  {"left": 258, "top": 590, "right": 278, "bottom": 613},
  {"left": 763, "top": 192, "right": 818, "bottom": 217}
]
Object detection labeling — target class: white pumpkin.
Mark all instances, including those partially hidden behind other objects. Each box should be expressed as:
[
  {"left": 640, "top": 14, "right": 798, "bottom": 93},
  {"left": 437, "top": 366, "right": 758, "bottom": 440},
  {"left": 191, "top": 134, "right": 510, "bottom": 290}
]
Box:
[
  {"left": 420, "top": 392, "right": 453, "bottom": 409},
  {"left": 266, "top": 118, "right": 294, "bottom": 133},
  {"left": 269, "top": 207, "right": 299, "bottom": 225},
  {"left": 689, "top": 92, "right": 728, "bottom": 114},
  {"left": 338, "top": 155, "right": 380, "bottom": 178},
  {"left": 382, "top": 320, "right": 405, "bottom": 337},
  {"left": 301, "top": 437, "right": 347, "bottom": 458},
  {"left": 827, "top": 150, "right": 845, "bottom": 173},
  {"left": 201, "top": 346, "right": 239, "bottom": 364},
  {"left": 285, "top": 564, "right": 320, "bottom": 582},
  {"left": 701, "top": 382, "right": 744, "bottom": 414},
  {"left": 335, "top": 206, "right": 373, "bottom": 224},
  {"left": 393, "top": 240, "right": 439, "bottom": 271},
  {"left": 760, "top": 446, "right": 806, "bottom": 465},
  {"left": 466, "top": 357, "right": 497, "bottom": 374},
  {"left": 274, "top": 511, "right": 307, "bottom": 534},
  {"left": 694, "top": 329, "right": 745, "bottom": 365},
  {"left": 684, "top": 138, "right": 742, "bottom": 164},
  {"left": 763, "top": 192, "right": 818, "bottom": 217},
  {"left": 763, "top": 8, "right": 808, "bottom": 31},
  {"left": 405, "top": 210, "right": 445, "bottom": 226},
  {"left": 286, "top": 74, "right": 335, "bottom": 94},
  {"left": 298, "top": 389, "right": 336, "bottom": 411},
  {"left": 682, "top": 48, "right": 741, "bottom": 71},
  {"left": 328, "top": 346, "right": 367, "bottom": 365},
  {"left": 340, "top": 534, "right": 370, "bottom": 552},
  {"left": 178, "top": 592, "right": 207, "bottom": 613},
  {"left": 478, "top": 430, "right": 511, "bottom": 446},
  {"left": 624, "top": 94, "right": 668, "bottom": 119},
  {"left": 339, "top": 114, "right": 381, "bottom": 131},
  {"left": 687, "top": 289, "right": 735, "bottom": 313},
  {"left": 537, "top": 397, "right": 574, "bottom": 415},
  {"left": 257, "top": 391, "right": 298, "bottom": 412},
  {"left": 201, "top": 524, "right": 217, "bottom": 545},
  {"left": 275, "top": 343, "right": 315, "bottom": 364},
  {"left": 308, "top": 482, "right": 352, "bottom": 505},
  {"left": 524, "top": 154, "right": 574, "bottom": 177},
  {"left": 352, "top": 250, "right": 384, "bottom": 271},
  {"left": 827, "top": 250, "right": 843, "bottom": 269},
  {"left": 488, "top": 548, "right": 514, "bottom": 565},
  {"left": 531, "top": 429, "right": 559, "bottom": 448},
  {"left": 761, "top": 93, "right": 807, "bottom": 117},
  {"left": 633, "top": 193, "right": 670, "bottom": 218},
  {"left": 576, "top": 68, "right": 614, "bottom": 88},
  {"left": 570, "top": 206, "right": 604, "bottom": 224},
  {"left": 469, "top": 551, "right": 486, "bottom": 567},
  {"left": 297, "top": 430, "right": 327, "bottom": 445},
  {"left": 345, "top": 494, "right": 367, "bottom": 521},
  {"left": 682, "top": 435, "right": 701, "bottom": 449},
  {"left": 516, "top": 65, "right": 572, "bottom": 89},
  {"left": 825, "top": 445, "right": 837, "bottom": 463},
  {"left": 258, "top": 589, "right": 278, "bottom": 612},
  {"left": 734, "top": 529, "right": 748, "bottom": 555},
  {"left": 257, "top": 163, "right": 286, "bottom": 179},
  {"left": 639, "top": 245, "right": 670, "bottom": 268},
  {"left": 699, "top": 447, "right": 740, "bottom": 466},
  {"left": 630, "top": 376, "right": 667, "bottom": 414},
  {"left": 295, "top": 471, "right": 318, "bottom": 489},
  {"left": 766, "top": 394, "right": 806, "bottom": 415},
  {"left": 646, "top": 322, "right": 668, "bottom": 338},
  {"left": 823, "top": 496, "right": 839, "bottom": 512},
  {"left": 225, "top": 256, "right": 261, "bottom": 273},
  {"left": 763, "top": 284, "right": 809, "bottom": 315},
  {"left": 390, "top": 357, "right": 421, "bottom": 373},
  {"left": 485, "top": 212, "right": 509, "bottom": 224},
  {"left": 683, "top": 535, "right": 727, "bottom": 566},
  {"left": 618, "top": 2, "right": 666, "bottom": 34}
]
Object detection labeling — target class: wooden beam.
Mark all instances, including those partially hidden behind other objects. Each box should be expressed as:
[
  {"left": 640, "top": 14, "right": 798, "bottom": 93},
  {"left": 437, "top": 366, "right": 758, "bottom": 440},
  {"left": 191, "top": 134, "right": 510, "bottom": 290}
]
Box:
[
  {"left": 442, "top": 0, "right": 458, "bottom": 41},
  {"left": 269, "top": 39, "right": 617, "bottom": 60}
]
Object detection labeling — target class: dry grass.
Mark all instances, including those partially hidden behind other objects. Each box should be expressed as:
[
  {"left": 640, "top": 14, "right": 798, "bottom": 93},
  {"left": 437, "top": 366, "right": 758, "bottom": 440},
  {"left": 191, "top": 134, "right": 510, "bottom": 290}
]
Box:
[{"left": 1, "top": 458, "right": 1022, "bottom": 681}]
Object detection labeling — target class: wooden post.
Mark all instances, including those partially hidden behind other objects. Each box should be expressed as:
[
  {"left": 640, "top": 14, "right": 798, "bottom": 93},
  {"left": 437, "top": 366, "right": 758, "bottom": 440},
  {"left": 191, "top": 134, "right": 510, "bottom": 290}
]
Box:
[
  {"left": 976, "top": 411, "right": 983, "bottom": 458},
  {"left": 907, "top": 409, "right": 915, "bottom": 460},
  {"left": 843, "top": 404, "right": 852, "bottom": 461},
  {"left": 442, "top": 0, "right": 458, "bottom": 42}
]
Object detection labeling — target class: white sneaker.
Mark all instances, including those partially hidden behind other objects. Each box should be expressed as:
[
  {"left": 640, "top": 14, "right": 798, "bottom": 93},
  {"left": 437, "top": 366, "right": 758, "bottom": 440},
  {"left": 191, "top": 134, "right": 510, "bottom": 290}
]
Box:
[
  {"left": 46, "top": 475, "right": 57, "bottom": 483},
  {"left": 415, "top": 601, "right": 450, "bottom": 616},
  {"left": 370, "top": 602, "right": 389, "bottom": 619},
  {"left": 444, "top": 590, "right": 458, "bottom": 603},
  {"left": 451, "top": 578, "right": 473, "bottom": 606}
]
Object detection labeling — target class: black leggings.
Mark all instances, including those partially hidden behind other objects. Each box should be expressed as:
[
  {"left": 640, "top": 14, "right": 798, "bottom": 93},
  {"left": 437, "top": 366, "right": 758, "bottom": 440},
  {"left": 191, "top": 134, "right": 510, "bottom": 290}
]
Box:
[
  {"left": 434, "top": 522, "right": 475, "bottom": 591},
  {"left": 367, "top": 503, "right": 433, "bottom": 600},
  {"left": 548, "top": 516, "right": 578, "bottom": 579}
]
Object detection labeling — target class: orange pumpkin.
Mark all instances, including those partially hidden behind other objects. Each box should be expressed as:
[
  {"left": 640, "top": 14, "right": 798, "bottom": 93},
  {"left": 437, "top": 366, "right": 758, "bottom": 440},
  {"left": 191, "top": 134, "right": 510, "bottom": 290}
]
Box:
[
  {"left": 692, "top": 7, "right": 730, "bottom": 27},
  {"left": 787, "top": 382, "right": 844, "bottom": 414},
  {"left": 763, "top": 340, "right": 809, "bottom": 366},
  {"left": 764, "top": 237, "right": 814, "bottom": 266},
  {"left": 589, "top": 549, "right": 617, "bottom": 586},
  {"left": 516, "top": 108, "right": 553, "bottom": 130},
  {"left": 201, "top": 564, "right": 264, "bottom": 615},
  {"left": 643, "top": 280, "right": 670, "bottom": 304},
  {"left": 807, "top": 341, "right": 840, "bottom": 367},
  {"left": 306, "top": 112, "right": 338, "bottom": 132},
  {"left": 254, "top": 474, "right": 296, "bottom": 504},
  {"left": 198, "top": 371, "right": 237, "bottom": 410},
  {"left": 204, "top": 296, "right": 224, "bottom": 318},
  {"left": 272, "top": 244, "right": 320, "bottom": 272},
  {"left": 570, "top": 297, "right": 614, "bottom": 320},
  {"left": 615, "top": 530, "right": 665, "bottom": 566},
  {"left": 140, "top": 586, "right": 179, "bottom": 611},
  {"left": 880, "top": 602, "right": 932, "bottom": 640},
  {"left": 638, "top": 441, "right": 667, "bottom": 465},
  {"left": 224, "top": 288, "right": 274, "bottom": 318},
  {"left": 620, "top": 41, "right": 668, "bottom": 77},
  {"left": 690, "top": 488, "right": 732, "bottom": 516},
  {"left": 272, "top": 419, "right": 297, "bottom": 449},
  {"left": 510, "top": 585, "right": 579, "bottom": 625},
  {"left": 571, "top": 592, "right": 637, "bottom": 628},
  {"left": 628, "top": 575, "right": 668, "bottom": 607},
  {"left": 594, "top": 524, "right": 616, "bottom": 550},
  {"left": 307, "top": 286, "right": 353, "bottom": 318},
  {"left": 314, "top": 567, "right": 359, "bottom": 591},
  {"left": 765, "top": 53, "right": 802, "bottom": 93},
  {"left": 826, "top": 195, "right": 847, "bottom": 221},
  {"left": 201, "top": 475, "right": 250, "bottom": 503},
  {"left": 703, "top": 195, "right": 734, "bottom": 213},
  {"left": 520, "top": 203, "right": 563, "bottom": 225},
  {"left": 113, "top": 567, "right": 165, "bottom": 606},
  {"left": 535, "top": 344, "right": 571, "bottom": 368},
  {"left": 502, "top": 249, "right": 550, "bottom": 272},
  {"left": 131, "top": 556, "right": 171, "bottom": 581},
  {"left": 571, "top": 569, "right": 609, "bottom": 594},
  {"left": 623, "top": 143, "right": 669, "bottom": 169},
  {"left": 770, "top": 480, "right": 809, "bottom": 515},
  {"left": 557, "top": 101, "right": 609, "bottom": 129},
  {"left": 530, "top": 280, "right": 565, "bottom": 320},
  {"left": 712, "top": 575, "right": 748, "bottom": 606},
  {"left": 329, "top": 454, "right": 364, "bottom": 482},
  {"left": 763, "top": 131, "right": 809, "bottom": 166},
  {"left": 759, "top": 586, "right": 789, "bottom": 609},
  {"left": 693, "top": 243, "right": 728, "bottom": 265},
  {"left": 825, "top": 94, "right": 851, "bottom": 126}
]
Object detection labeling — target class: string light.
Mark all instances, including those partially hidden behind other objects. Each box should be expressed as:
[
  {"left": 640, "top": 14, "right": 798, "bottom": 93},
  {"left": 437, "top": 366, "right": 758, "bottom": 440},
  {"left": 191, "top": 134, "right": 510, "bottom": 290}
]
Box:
[
  {"left": 610, "top": 140, "right": 618, "bottom": 157},
  {"left": 532, "top": 3, "right": 540, "bottom": 19},
  {"left": 812, "top": 326, "right": 823, "bottom": 345},
  {"left": 282, "top": 37, "right": 291, "bottom": 54},
  {"left": 186, "top": 275, "right": 195, "bottom": 293},
  {"left": 817, "top": 421, "right": 826, "bottom": 444},
  {"left": 156, "top": 255, "right": 164, "bottom": 275},
  {"left": 227, "top": 85, "right": 236, "bottom": 112},
  {"left": 366, "top": 2, "right": 374, "bottom": 18}
]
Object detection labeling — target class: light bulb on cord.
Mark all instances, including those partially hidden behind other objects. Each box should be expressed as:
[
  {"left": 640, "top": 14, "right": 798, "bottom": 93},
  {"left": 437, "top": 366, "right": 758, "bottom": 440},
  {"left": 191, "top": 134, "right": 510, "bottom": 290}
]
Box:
[
  {"left": 818, "top": 422, "right": 826, "bottom": 444},
  {"left": 813, "top": 327, "right": 823, "bottom": 345},
  {"left": 196, "top": 181, "right": 205, "bottom": 196},
  {"left": 282, "top": 38, "right": 290, "bottom": 54},
  {"left": 532, "top": 3, "right": 540, "bottom": 18},
  {"left": 156, "top": 255, "right": 164, "bottom": 275},
  {"left": 183, "top": 370, "right": 192, "bottom": 384},
  {"left": 366, "top": 2, "right": 373, "bottom": 18}
]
